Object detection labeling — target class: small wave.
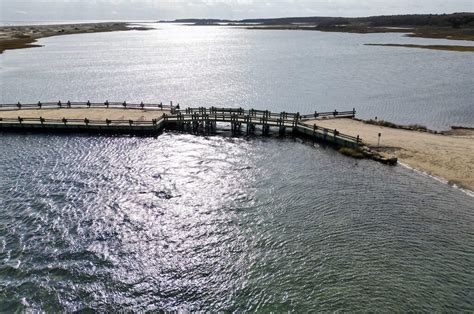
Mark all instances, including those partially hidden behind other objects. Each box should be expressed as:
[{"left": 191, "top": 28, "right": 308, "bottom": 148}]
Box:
[{"left": 398, "top": 162, "right": 474, "bottom": 198}]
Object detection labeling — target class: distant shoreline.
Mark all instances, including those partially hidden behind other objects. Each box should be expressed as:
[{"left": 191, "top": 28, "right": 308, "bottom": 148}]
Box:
[
  {"left": 162, "top": 13, "right": 474, "bottom": 52},
  {"left": 365, "top": 43, "right": 474, "bottom": 52},
  {"left": 0, "top": 22, "right": 151, "bottom": 54}
]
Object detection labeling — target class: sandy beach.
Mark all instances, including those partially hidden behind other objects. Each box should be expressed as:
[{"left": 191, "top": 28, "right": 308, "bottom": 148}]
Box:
[
  {"left": 0, "top": 22, "right": 150, "bottom": 54},
  {"left": 303, "top": 118, "right": 474, "bottom": 191}
]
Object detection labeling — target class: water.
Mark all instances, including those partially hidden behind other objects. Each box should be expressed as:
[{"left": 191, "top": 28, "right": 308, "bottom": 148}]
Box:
[
  {"left": 0, "top": 134, "right": 473, "bottom": 311},
  {"left": 1, "top": 24, "right": 474, "bottom": 311},
  {"left": 1, "top": 24, "right": 473, "bottom": 129}
]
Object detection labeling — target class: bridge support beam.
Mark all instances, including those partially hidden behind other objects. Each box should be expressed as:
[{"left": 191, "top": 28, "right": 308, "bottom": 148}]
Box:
[{"left": 279, "top": 125, "right": 286, "bottom": 136}]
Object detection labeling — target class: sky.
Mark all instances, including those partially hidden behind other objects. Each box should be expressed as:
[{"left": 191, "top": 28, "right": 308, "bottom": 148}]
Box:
[{"left": 1, "top": 0, "right": 473, "bottom": 22}]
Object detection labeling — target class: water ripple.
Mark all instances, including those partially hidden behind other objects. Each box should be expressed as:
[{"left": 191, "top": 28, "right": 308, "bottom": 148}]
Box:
[{"left": 0, "top": 133, "right": 473, "bottom": 311}]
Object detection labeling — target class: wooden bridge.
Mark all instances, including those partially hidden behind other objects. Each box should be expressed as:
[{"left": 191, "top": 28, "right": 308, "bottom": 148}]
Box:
[{"left": 0, "top": 101, "right": 361, "bottom": 148}]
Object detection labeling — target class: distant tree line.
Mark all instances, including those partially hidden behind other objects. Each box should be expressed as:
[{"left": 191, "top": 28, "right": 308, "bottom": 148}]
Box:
[{"left": 162, "top": 13, "right": 474, "bottom": 29}]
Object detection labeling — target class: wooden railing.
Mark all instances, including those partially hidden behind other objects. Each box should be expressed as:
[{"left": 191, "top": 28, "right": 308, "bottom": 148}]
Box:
[
  {"left": 0, "top": 104, "right": 361, "bottom": 145},
  {"left": 299, "top": 109, "right": 356, "bottom": 119},
  {"left": 165, "top": 112, "right": 298, "bottom": 126},
  {"left": 181, "top": 106, "right": 355, "bottom": 120},
  {"left": 0, "top": 101, "right": 177, "bottom": 112},
  {"left": 1, "top": 102, "right": 355, "bottom": 120},
  {"left": 297, "top": 122, "right": 361, "bottom": 144},
  {"left": 0, "top": 116, "right": 165, "bottom": 127}
]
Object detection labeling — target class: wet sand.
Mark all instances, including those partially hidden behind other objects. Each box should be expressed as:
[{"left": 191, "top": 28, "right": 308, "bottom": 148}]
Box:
[
  {"left": 0, "top": 108, "right": 170, "bottom": 121},
  {"left": 0, "top": 22, "right": 151, "bottom": 54},
  {"left": 303, "top": 118, "right": 474, "bottom": 191}
]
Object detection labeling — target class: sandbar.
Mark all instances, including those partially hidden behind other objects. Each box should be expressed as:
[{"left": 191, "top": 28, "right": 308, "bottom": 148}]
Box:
[{"left": 0, "top": 22, "right": 151, "bottom": 54}]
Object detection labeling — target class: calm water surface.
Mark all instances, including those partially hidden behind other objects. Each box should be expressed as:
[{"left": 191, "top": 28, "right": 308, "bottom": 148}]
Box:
[
  {"left": 1, "top": 24, "right": 474, "bottom": 311},
  {"left": 1, "top": 24, "right": 473, "bottom": 129},
  {"left": 0, "top": 134, "right": 473, "bottom": 311}
]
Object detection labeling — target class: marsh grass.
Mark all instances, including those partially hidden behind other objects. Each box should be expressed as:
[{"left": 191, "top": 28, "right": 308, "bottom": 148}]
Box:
[
  {"left": 338, "top": 147, "right": 365, "bottom": 159},
  {"left": 364, "top": 119, "right": 433, "bottom": 133}
]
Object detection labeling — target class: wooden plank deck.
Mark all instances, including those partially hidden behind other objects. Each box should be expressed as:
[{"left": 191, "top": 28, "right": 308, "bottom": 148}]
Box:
[{"left": 0, "top": 102, "right": 361, "bottom": 148}]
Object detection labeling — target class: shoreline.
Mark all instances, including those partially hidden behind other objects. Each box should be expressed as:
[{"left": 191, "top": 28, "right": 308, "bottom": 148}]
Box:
[
  {"left": 302, "top": 118, "right": 474, "bottom": 192},
  {"left": 398, "top": 161, "right": 474, "bottom": 198},
  {"left": 365, "top": 43, "right": 474, "bottom": 52},
  {"left": 242, "top": 25, "right": 474, "bottom": 52},
  {"left": 0, "top": 22, "right": 151, "bottom": 54}
]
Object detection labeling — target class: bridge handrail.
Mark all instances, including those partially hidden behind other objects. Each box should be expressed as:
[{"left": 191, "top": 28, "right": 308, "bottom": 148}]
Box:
[
  {"left": 297, "top": 122, "right": 361, "bottom": 143},
  {"left": 300, "top": 110, "right": 356, "bottom": 119},
  {"left": 0, "top": 116, "right": 166, "bottom": 126},
  {"left": 0, "top": 101, "right": 175, "bottom": 110},
  {"left": 1, "top": 102, "right": 356, "bottom": 120}
]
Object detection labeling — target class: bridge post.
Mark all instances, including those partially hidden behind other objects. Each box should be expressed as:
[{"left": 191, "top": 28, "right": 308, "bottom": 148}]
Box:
[
  {"left": 231, "top": 114, "right": 236, "bottom": 135},
  {"left": 193, "top": 113, "right": 199, "bottom": 133},
  {"left": 279, "top": 123, "right": 286, "bottom": 136}
]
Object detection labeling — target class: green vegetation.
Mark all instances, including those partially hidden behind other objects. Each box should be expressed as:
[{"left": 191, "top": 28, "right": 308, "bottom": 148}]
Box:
[
  {"left": 167, "top": 13, "right": 474, "bottom": 43},
  {"left": 363, "top": 119, "right": 434, "bottom": 132},
  {"left": 163, "top": 13, "right": 474, "bottom": 29},
  {"left": 0, "top": 38, "right": 42, "bottom": 53},
  {"left": 338, "top": 147, "right": 365, "bottom": 159}
]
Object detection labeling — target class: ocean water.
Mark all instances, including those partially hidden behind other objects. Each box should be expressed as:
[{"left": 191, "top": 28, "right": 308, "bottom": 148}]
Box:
[
  {"left": 1, "top": 24, "right": 474, "bottom": 311},
  {"left": 1, "top": 134, "right": 473, "bottom": 311},
  {"left": 1, "top": 24, "right": 473, "bottom": 129}
]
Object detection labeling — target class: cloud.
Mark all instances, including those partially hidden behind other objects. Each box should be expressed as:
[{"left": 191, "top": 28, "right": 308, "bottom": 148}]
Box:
[{"left": 1, "top": 0, "right": 473, "bottom": 21}]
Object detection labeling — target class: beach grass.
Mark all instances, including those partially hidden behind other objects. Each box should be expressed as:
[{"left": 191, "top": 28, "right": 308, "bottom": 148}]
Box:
[{"left": 338, "top": 147, "right": 365, "bottom": 159}]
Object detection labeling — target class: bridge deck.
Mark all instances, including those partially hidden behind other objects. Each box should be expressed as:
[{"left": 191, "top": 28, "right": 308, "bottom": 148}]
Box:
[{"left": 0, "top": 103, "right": 361, "bottom": 147}]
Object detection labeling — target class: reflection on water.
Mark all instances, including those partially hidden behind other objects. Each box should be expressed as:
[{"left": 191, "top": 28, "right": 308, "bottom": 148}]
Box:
[
  {"left": 1, "top": 133, "right": 473, "bottom": 311},
  {"left": 1, "top": 24, "right": 473, "bottom": 129}
]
